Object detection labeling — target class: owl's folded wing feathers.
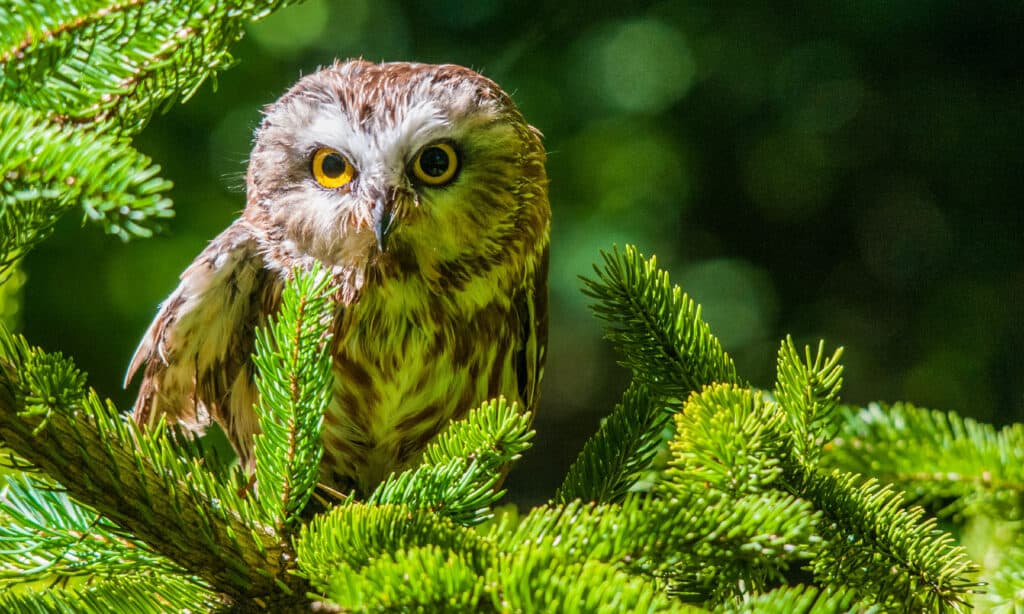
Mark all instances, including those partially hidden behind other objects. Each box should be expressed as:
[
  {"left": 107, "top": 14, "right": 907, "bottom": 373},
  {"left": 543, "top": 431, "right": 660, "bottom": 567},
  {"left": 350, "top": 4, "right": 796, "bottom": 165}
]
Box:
[
  {"left": 513, "top": 246, "right": 548, "bottom": 415},
  {"left": 125, "top": 220, "right": 276, "bottom": 459}
]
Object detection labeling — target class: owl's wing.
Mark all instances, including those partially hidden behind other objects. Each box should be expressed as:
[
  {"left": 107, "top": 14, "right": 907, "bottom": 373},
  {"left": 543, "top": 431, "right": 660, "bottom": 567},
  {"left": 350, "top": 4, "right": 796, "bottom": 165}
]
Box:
[
  {"left": 125, "top": 219, "right": 276, "bottom": 462},
  {"left": 514, "top": 246, "right": 549, "bottom": 413}
]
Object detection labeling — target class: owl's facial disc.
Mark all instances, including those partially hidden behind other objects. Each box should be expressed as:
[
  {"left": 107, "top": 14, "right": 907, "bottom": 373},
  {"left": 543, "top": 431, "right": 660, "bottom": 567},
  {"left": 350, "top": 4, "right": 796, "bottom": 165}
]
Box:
[{"left": 246, "top": 61, "right": 547, "bottom": 280}]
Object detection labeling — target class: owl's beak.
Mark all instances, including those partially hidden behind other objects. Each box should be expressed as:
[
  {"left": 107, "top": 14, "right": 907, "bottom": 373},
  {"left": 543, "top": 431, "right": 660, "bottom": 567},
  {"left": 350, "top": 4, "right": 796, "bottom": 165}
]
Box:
[{"left": 371, "top": 194, "right": 396, "bottom": 252}]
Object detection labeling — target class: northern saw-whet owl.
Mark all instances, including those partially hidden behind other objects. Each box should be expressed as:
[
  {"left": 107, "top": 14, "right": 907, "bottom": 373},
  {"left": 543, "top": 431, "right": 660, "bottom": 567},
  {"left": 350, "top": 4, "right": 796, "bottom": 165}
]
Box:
[{"left": 125, "top": 60, "right": 550, "bottom": 494}]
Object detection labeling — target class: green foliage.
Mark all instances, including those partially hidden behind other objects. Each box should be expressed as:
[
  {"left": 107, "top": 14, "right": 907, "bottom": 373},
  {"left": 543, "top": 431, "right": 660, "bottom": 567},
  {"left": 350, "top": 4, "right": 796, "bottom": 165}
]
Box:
[
  {"left": 827, "top": 402, "right": 1024, "bottom": 519},
  {"left": 252, "top": 264, "right": 335, "bottom": 530},
  {"left": 296, "top": 503, "right": 489, "bottom": 589},
  {"left": 582, "top": 245, "right": 742, "bottom": 399},
  {"left": 800, "top": 470, "right": 978, "bottom": 611},
  {"left": 713, "top": 585, "right": 871, "bottom": 614},
  {"left": 0, "top": 102, "right": 173, "bottom": 277},
  {"left": 979, "top": 544, "right": 1024, "bottom": 612},
  {"left": 0, "top": 322, "right": 291, "bottom": 605},
  {"left": 366, "top": 398, "right": 534, "bottom": 526},
  {"left": 0, "top": 0, "right": 302, "bottom": 134},
  {"left": 325, "top": 545, "right": 485, "bottom": 612},
  {"left": 555, "top": 382, "right": 670, "bottom": 503},
  {"left": 0, "top": 263, "right": 23, "bottom": 327},
  {"left": 0, "top": 474, "right": 179, "bottom": 583},
  {"left": 0, "top": 574, "right": 219, "bottom": 614},
  {"left": 665, "top": 384, "right": 788, "bottom": 498},
  {"left": 0, "top": 0, "right": 305, "bottom": 279},
  {"left": 490, "top": 552, "right": 684, "bottom": 613},
  {"left": 775, "top": 338, "right": 844, "bottom": 469},
  {"left": 0, "top": 0, "right": 1016, "bottom": 610}
]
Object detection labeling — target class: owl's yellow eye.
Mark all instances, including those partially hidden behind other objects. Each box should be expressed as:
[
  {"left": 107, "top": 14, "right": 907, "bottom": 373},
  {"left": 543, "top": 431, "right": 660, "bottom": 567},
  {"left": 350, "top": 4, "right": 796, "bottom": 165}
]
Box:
[
  {"left": 412, "top": 143, "right": 459, "bottom": 186},
  {"left": 312, "top": 148, "right": 355, "bottom": 189}
]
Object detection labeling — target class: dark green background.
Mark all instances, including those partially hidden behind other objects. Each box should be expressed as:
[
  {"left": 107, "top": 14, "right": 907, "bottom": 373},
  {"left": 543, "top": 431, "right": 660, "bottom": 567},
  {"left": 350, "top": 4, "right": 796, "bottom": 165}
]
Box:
[{"left": 21, "top": 1, "right": 1024, "bottom": 504}]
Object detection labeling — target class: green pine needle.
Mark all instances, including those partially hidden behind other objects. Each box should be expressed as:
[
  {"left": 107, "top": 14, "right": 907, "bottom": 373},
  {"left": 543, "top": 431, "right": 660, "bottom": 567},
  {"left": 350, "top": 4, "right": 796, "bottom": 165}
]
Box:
[
  {"left": 419, "top": 397, "right": 534, "bottom": 467},
  {"left": 0, "top": 475, "right": 182, "bottom": 584},
  {"left": 0, "top": 103, "right": 173, "bottom": 275},
  {"left": 581, "top": 245, "right": 742, "bottom": 399},
  {"left": 366, "top": 398, "right": 534, "bottom": 526},
  {"left": 252, "top": 264, "right": 335, "bottom": 529},
  {"left": 493, "top": 492, "right": 817, "bottom": 589},
  {"left": 664, "top": 383, "right": 788, "bottom": 497},
  {"left": 0, "top": 573, "right": 221, "bottom": 613},
  {"left": 801, "top": 469, "right": 981, "bottom": 612},
  {"left": 325, "top": 545, "right": 485, "bottom": 613},
  {"left": 825, "top": 402, "right": 1024, "bottom": 518},
  {"left": 295, "top": 502, "right": 488, "bottom": 594},
  {"left": 713, "top": 585, "right": 874, "bottom": 614},
  {"left": 555, "top": 382, "right": 671, "bottom": 504},
  {"left": 492, "top": 550, "right": 686, "bottom": 613},
  {"left": 774, "top": 337, "right": 844, "bottom": 469},
  {"left": 1, "top": 0, "right": 305, "bottom": 134},
  {"left": 0, "top": 323, "right": 305, "bottom": 603}
]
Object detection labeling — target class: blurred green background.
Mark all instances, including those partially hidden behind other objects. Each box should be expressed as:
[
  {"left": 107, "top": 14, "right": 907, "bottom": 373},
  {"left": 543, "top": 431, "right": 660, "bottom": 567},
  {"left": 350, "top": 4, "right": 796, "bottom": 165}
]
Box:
[{"left": 18, "top": 1, "right": 1024, "bottom": 504}]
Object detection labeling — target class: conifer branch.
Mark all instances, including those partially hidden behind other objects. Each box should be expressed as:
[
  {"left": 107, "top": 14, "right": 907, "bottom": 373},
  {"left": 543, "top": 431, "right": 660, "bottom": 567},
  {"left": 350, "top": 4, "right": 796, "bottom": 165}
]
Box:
[
  {"left": 494, "top": 493, "right": 817, "bottom": 587},
  {"left": 664, "top": 384, "right": 788, "bottom": 497},
  {"left": 582, "top": 245, "right": 742, "bottom": 399},
  {"left": 295, "top": 503, "right": 489, "bottom": 594},
  {"left": 713, "top": 585, "right": 870, "bottom": 614},
  {"left": 555, "top": 382, "right": 670, "bottom": 504},
  {"left": 0, "top": 324, "right": 310, "bottom": 606},
  {"left": 252, "top": 265, "right": 335, "bottom": 530},
  {"left": 0, "top": 475, "right": 182, "bottom": 583},
  {"left": 366, "top": 398, "right": 533, "bottom": 526},
  {"left": 323, "top": 545, "right": 486, "bottom": 612},
  {"left": 491, "top": 550, "right": 683, "bottom": 613},
  {"left": 825, "top": 402, "right": 1024, "bottom": 517},
  {"left": 418, "top": 397, "right": 534, "bottom": 467},
  {"left": 0, "top": 573, "right": 221, "bottom": 613},
  {"left": 798, "top": 470, "right": 980, "bottom": 612},
  {"left": 774, "top": 338, "right": 844, "bottom": 469},
  {"left": 0, "top": 103, "right": 173, "bottom": 276},
  {"left": 1, "top": 0, "right": 304, "bottom": 134}
]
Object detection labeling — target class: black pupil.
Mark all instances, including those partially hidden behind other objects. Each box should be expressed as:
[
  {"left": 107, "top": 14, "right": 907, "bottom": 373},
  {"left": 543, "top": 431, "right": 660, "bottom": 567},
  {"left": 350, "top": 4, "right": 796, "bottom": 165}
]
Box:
[
  {"left": 419, "top": 147, "right": 450, "bottom": 177},
  {"left": 321, "top": 153, "right": 347, "bottom": 177}
]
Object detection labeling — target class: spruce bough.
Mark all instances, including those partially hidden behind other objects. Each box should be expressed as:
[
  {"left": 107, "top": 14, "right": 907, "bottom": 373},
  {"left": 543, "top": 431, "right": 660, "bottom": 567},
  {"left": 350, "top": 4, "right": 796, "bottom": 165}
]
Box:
[
  {"left": 0, "top": 247, "right": 999, "bottom": 612},
  {"left": 0, "top": 1, "right": 1018, "bottom": 611}
]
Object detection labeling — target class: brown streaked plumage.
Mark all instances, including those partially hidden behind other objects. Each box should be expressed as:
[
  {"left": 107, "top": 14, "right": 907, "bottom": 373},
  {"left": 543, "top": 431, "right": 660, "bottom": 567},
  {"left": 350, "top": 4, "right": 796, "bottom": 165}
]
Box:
[{"left": 126, "top": 60, "right": 550, "bottom": 494}]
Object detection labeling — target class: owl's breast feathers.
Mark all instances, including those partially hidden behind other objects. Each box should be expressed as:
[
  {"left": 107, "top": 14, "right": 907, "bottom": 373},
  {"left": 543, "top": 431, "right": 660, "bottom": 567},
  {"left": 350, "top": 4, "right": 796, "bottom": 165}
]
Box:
[
  {"left": 322, "top": 243, "right": 548, "bottom": 491},
  {"left": 127, "top": 218, "right": 548, "bottom": 492}
]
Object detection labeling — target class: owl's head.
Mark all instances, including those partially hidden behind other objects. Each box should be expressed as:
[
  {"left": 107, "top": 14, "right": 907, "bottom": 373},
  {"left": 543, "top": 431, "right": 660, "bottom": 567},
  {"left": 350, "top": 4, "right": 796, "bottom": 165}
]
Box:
[{"left": 245, "top": 60, "right": 549, "bottom": 293}]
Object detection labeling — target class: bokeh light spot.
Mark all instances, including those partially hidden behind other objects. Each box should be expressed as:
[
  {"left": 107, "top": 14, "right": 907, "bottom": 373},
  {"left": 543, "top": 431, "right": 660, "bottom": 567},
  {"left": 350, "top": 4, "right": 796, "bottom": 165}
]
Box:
[
  {"left": 742, "top": 132, "right": 835, "bottom": 220},
  {"left": 248, "top": 0, "right": 334, "bottom": 56},
  {"left": 773, "top": 42, "right": 864, "bottom": 134},
  {"left": 561, "top": 119, "right": 691, "bottom": 216},
  {"left": 856, "top": 184, "right": 951, "bottom": 287},
  {"left": 678, "top": 259, "right": 778, "bottom": 350},
  {"left": 583, "top": 18, "right": 696, "bottom": 114}
]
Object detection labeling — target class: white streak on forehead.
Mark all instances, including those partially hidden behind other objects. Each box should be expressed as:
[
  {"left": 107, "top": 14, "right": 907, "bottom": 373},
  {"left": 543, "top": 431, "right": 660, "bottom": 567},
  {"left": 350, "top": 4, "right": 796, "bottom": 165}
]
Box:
[
  {"left": 265, "top": 70, "right": 496, "bottom": 173},
  {"left": 272, "top": 93, "right": 458, "bottom": 172}
]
